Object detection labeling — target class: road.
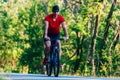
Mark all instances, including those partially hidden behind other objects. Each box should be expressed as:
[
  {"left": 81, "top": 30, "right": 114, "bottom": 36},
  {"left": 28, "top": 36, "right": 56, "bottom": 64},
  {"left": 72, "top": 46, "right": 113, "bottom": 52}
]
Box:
[{"left": 0, "top": 73, "right": 119, "bottom": 80}]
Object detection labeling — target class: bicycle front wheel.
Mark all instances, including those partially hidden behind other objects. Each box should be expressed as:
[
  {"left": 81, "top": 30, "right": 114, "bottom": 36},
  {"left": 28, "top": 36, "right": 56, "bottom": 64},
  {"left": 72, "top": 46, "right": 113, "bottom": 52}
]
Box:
[
  {"left": 46, "top": 53, "right": 52, "bottom": 76},
  {"left": 53, "top": 49, "right": 60, "bottom": 77}
]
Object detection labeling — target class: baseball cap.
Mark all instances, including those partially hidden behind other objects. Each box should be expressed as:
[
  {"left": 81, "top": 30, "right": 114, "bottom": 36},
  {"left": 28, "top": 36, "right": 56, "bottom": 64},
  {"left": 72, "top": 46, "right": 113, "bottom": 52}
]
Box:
[{"left": 52, "top": 5, "right": 59, "bottom": 12}]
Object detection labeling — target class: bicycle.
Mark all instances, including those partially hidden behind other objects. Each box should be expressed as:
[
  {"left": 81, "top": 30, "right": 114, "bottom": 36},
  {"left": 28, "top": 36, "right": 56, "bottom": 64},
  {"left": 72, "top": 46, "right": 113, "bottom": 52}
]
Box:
[{"left": 46, "top": 38, "right": 63, "bottom": 77}]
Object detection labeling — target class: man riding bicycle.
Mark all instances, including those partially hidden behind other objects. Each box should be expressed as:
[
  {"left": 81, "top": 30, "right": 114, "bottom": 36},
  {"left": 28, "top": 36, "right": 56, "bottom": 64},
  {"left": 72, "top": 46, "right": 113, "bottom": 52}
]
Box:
[{"left": 43, "top": 5, "right": 69, "bottom": 65}]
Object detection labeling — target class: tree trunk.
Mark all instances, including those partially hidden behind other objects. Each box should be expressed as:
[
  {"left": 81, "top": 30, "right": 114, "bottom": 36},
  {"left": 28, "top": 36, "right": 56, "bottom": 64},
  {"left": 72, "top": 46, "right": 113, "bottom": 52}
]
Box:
[
  {"left": 44, "top": 2, "right": 48, "bottom": 15},
  {"left": 64, "top": 0, "right": 71, "bottom": 8},
  {"left": 100, "top": 0, "right": 117, "bottom": 49},
  {"left": 113, "top": 33, "right": 119, "bottom": 48},
  {"left": 90, "top": 14, "right": 100, "bottom": 76},
  {"left": 113, "top": 21, "right": 120, "bottom": 48},
  {"left": 109, "top": 32, "right": 119, "bottom": 55},
  {"left": 74, "top": 32, "right": 80, "bottom": 72},
  {"left": 74, "top": 32, "right": 84, "bottom": 73},
  {"left": 99, "top": 0, "right": 117, "bottom": 75},
  {"left": 108, "top": 22, "right": 120, "bottom": 75}
]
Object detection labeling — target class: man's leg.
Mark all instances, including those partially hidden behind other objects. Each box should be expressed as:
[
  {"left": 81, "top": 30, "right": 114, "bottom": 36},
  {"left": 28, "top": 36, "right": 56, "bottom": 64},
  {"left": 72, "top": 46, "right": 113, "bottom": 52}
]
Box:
[
  {"left": 57, "top": 40, "right": 63, "bottom": 66},
  {"left": 57, "top": 40, "right": 61, "bottom": 57},
  {"left": 43, "top": 41, "right": 51, "bottom": 65}
]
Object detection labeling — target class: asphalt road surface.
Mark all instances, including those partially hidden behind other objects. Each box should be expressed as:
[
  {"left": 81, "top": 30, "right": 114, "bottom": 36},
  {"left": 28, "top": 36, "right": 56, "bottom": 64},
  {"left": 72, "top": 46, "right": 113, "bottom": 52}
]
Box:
[{"left": 0, "top": 73, "right": 120, "bottom": 80}]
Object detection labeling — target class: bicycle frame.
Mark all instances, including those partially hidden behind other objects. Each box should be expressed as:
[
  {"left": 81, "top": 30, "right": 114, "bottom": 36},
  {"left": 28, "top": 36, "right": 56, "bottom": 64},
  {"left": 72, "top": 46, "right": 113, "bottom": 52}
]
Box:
[
  {"left": 51, "top": 40, "right": 59, "bottom": 63},
  {"left": 46, "top": 39, "right": 61, "bottom": 77}
]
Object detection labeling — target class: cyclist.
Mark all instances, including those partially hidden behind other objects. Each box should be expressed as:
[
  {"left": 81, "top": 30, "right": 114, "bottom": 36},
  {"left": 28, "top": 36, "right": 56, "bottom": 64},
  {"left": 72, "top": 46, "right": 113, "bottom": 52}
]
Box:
[{"left": 43, "top": 5, "right": 69, "bottom": 65}]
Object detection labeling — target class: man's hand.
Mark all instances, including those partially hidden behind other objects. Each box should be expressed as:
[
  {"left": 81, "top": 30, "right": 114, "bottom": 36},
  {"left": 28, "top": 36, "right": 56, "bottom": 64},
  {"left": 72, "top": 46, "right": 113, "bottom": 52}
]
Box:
[
  {"left": 64, "top": 36, "right": 69, "bottom": 41},
  {"left": 44, "top": 35, "right": 50, "bottom": 41}
]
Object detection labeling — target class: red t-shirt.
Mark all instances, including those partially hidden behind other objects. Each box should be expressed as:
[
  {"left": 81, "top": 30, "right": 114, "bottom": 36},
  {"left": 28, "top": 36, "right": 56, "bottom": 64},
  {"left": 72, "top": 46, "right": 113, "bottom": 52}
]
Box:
[{"left": 45, "top": 14, "right": 65, "bottom": 34}]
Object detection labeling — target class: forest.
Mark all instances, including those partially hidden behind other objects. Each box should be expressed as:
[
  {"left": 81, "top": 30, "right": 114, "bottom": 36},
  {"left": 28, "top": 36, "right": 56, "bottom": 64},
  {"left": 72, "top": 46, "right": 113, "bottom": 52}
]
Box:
[{"left": 0, "top": 0, "right": 120, "bottom": 77}]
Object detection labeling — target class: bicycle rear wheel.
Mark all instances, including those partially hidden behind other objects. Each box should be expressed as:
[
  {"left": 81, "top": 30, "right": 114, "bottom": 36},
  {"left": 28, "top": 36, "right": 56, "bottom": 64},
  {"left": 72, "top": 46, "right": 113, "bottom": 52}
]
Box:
[
  {"left": 46, "top": 53, "right": 52, "bottom": 76},
  {"left": 53, "top": 49, "right": 60, "bottom": 77}
]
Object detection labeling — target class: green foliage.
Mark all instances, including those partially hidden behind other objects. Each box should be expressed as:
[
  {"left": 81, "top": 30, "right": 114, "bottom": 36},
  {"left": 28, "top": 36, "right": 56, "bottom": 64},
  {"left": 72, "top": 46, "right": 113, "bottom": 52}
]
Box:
[{"left": 0, "top": 0, "right": 119, "bottom": 77}]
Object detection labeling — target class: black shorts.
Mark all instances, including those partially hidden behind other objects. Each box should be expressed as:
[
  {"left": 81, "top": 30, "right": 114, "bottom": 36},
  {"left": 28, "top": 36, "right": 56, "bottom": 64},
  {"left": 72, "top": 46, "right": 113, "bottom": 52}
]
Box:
[{"left": 44, "top": 34, "right": 60, "bottom": 42}]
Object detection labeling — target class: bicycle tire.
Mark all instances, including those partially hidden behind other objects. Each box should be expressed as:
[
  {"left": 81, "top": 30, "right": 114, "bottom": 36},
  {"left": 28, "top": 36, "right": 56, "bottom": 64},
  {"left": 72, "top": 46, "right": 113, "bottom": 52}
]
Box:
[
  {"left": 46, "top": 53, "right": 52, "bottom": 76},
  {"left": 53, "top": 48, "right": 60, "bottom": 77}
]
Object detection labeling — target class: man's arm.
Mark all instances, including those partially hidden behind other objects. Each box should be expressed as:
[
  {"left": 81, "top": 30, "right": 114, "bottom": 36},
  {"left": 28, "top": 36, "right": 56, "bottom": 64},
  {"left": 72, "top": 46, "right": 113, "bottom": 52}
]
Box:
[{"left": 61, "top": 21, "right": 69, "bottom": 40}]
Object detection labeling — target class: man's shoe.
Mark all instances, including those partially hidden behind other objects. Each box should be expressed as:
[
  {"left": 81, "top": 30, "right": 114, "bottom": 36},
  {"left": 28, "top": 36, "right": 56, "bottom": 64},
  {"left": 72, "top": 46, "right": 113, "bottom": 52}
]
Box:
[{"left": 43, "top": 57, "right": 48, "bottom": 65}]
